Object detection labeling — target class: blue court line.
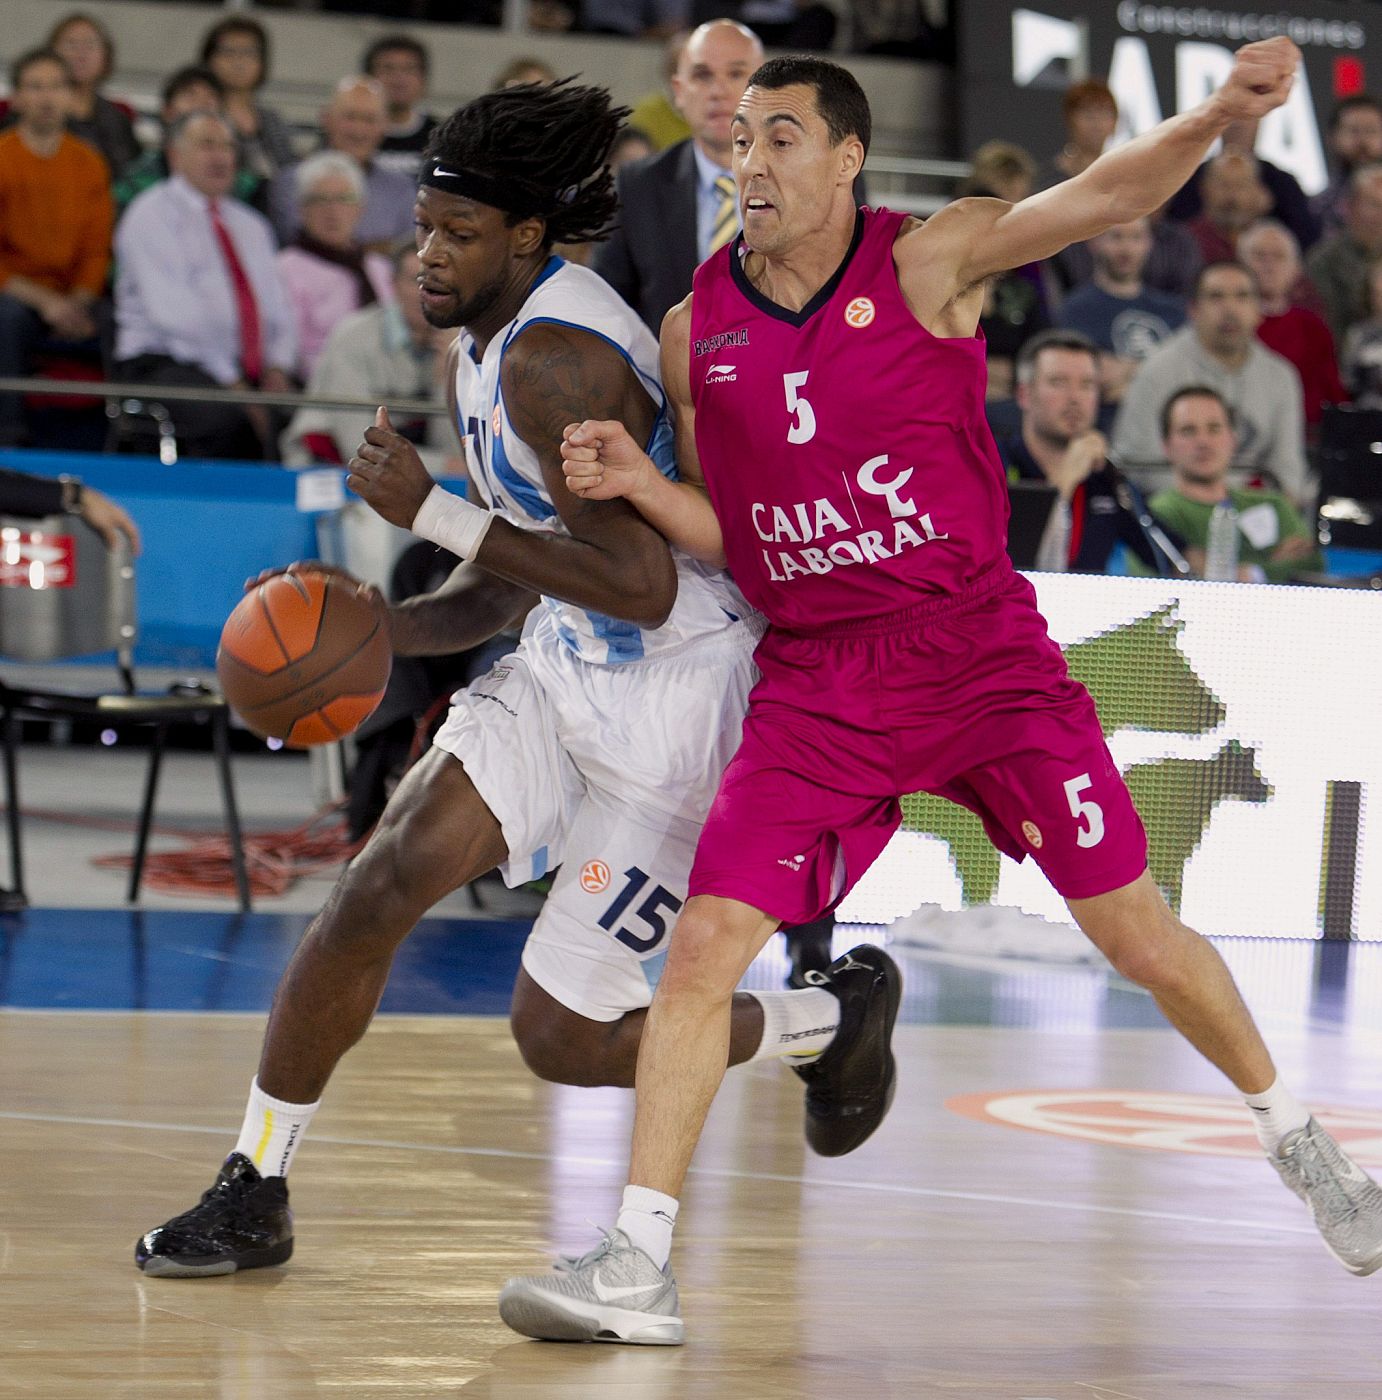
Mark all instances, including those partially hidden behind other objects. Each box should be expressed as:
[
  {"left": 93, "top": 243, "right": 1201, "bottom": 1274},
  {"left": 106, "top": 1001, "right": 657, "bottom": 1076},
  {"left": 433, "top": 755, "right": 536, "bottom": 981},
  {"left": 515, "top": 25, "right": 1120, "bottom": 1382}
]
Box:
[{"left": 0, "top": 909, "right": 529, "bottom": 1014}]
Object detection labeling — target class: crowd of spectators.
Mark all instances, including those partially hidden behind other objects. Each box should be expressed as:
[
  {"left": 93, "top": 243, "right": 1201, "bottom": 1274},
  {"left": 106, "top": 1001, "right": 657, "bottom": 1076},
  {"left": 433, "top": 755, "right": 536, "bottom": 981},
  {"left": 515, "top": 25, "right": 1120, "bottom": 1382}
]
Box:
[
  {"left": 0, "top": 13, "right": 481, "bottom": 458},
  {"left": 971, "top": 81, "right": 1382, "bottom": 584},
  {"left": 0, "top": 7, "right": 1374, "bottom": 589}
]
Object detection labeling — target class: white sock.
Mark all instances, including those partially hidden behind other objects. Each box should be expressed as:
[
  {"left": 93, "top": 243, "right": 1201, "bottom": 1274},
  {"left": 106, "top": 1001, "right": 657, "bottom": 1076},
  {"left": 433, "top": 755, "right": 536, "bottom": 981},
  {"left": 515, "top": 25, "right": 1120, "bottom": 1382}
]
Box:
[
  {"left": 233, "top": 1078, "right": 321, "bottom": 1178},
  {"left": 745, "top": 987, "right": 840, "bottom": 1064},
  {"left": 1244, "top": 1077, "right": 1311, "bottom": 1155},
  {"left": 615, "top": 1184, "right": 678, "bottom": 1270}
]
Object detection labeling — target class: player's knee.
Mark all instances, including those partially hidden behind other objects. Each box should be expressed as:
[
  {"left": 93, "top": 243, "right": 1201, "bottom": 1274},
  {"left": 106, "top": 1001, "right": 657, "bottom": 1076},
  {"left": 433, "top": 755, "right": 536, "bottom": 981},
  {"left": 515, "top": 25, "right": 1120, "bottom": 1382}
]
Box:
[
  {"left": 660, "top": 906, "right": 749, "bottom": 1002},
  {"left": 317, "top": 821, "right": 434, "bottom": 953},
  {"left": 511, "top": 1020, "right": 572, "bottom": 1083},
  {"left": 1101, "top": 908, "right": 1196, "bottom": 993},
  {"left": 510, "top": 1009, "right": 622, "bottom": 1087}
]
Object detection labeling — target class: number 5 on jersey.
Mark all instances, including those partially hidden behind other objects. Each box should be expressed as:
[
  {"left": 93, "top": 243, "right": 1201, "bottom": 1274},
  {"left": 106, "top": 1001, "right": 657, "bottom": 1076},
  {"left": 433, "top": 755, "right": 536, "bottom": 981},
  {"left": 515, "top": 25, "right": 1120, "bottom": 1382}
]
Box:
[
  {"left": 1064, "top": 773, "right": 1105, "bottom": 848},
  {"left": 784, "top": 372, "right": 816, "bottom": 444}
]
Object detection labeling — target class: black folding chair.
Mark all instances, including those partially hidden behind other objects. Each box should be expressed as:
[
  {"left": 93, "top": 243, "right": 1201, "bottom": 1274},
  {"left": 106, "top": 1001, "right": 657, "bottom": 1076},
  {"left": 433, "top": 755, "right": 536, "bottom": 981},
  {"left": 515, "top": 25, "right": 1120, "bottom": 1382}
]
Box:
[{"left": 0, "top": 513, "right": 249, "bottom": 911}]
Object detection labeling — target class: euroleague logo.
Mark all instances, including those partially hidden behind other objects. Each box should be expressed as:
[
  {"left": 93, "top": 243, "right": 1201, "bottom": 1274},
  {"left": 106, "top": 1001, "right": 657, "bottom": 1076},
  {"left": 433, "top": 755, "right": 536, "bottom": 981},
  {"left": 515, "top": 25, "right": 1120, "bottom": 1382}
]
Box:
[
  {"left": 579, "top": 859, "right": 611, "bottom": 894},
  {"left": 947, "top": 1089, "right": 1382, "bottom": 1165},
  {"left": 844, "top": 297, "right": 875, "bottom": 328}
]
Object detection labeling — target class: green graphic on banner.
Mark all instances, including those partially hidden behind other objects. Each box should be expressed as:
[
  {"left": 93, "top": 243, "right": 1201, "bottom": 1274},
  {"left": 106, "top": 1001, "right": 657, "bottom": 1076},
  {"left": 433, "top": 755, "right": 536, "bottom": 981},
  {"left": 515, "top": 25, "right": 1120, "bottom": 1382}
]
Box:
[{"left": 900, "top": 605, "right": 1270, "bottom": 911}]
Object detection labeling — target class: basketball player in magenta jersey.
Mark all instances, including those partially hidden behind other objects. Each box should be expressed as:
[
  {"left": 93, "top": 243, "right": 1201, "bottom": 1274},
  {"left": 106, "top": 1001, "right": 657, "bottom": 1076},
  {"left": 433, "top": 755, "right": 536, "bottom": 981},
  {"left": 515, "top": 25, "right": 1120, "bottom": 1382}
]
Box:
[{"left": 498, "top": 40, "right": 1382, "bottom": 1344}]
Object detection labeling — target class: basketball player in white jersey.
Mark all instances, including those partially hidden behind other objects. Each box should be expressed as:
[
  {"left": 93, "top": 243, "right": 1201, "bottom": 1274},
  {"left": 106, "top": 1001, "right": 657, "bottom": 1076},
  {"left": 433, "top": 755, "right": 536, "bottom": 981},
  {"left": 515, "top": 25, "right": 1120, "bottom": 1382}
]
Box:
[{"left": 134, "top": 79, "right": 901, "bottom": 1279}]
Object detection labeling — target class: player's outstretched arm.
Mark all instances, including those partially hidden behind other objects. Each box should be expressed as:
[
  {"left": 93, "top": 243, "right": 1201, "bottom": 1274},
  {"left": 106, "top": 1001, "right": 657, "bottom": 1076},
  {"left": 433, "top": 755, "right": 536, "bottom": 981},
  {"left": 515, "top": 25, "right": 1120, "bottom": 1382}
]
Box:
[
  {"left": 563, "top": 298, "right": 727, "bottom": 568},
  {"left": 907, "top": 36, "right": 1300, "bottom": 298}
]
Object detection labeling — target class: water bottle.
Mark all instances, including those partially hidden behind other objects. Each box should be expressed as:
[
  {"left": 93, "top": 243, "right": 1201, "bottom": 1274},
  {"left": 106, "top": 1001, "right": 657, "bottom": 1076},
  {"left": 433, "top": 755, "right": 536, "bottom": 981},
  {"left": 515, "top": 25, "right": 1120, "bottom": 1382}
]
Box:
[{"left": 1204, "top": 500, "right": 1240, "bottom": 581}]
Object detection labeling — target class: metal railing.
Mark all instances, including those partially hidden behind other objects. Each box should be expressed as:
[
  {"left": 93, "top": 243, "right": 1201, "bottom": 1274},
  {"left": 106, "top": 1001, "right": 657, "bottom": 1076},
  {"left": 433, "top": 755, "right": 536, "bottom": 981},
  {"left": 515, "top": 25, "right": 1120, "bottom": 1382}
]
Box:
[
  {"left": 0, "top": 376, "right": 445, "bottom": 418},
  {"left": 0, "top": 375, "right": 449, "bottom": 467},
  {"left": 865, "top": 154, "right": 972, "bottom": 217}
]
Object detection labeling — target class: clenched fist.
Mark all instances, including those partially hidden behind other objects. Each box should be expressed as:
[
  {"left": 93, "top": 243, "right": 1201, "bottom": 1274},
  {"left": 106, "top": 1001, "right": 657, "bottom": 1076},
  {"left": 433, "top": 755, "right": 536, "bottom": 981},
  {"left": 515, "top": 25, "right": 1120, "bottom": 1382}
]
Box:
[
  {"left": 1214, "top": 37, "right": 1300, "bottom": 122},
  {"left": 560, "top": 419, "right": 659, "bottom": 503}
]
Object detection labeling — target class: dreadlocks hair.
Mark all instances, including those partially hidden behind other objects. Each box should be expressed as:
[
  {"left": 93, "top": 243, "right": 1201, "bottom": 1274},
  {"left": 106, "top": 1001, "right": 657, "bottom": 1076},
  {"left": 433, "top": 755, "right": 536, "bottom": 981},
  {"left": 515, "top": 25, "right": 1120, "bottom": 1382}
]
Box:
[{"left": 425, "top": 78, "right": 629, "bottom": 247}]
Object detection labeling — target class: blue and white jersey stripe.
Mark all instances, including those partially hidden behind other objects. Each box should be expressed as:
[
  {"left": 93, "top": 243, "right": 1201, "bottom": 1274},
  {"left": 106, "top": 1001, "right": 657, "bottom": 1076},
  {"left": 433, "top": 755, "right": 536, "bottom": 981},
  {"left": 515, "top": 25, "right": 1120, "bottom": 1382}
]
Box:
[{"left": 454, "top": 257, "right": 748, "bottom": 666}]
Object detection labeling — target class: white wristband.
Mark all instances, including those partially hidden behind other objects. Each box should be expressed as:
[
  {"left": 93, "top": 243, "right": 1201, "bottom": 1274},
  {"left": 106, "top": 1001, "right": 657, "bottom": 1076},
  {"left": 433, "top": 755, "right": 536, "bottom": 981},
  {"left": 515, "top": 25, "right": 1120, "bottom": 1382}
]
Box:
[{"left": 412, "top": 484, "right": 494, "bottom": 563}]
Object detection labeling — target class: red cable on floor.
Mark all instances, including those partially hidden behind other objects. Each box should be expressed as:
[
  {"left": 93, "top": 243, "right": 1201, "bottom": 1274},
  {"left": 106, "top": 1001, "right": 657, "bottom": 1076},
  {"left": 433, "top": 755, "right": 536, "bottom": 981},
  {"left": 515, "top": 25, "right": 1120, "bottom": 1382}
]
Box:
[{"left": 18, "top": 802, "right": 364, "bottom": 899}]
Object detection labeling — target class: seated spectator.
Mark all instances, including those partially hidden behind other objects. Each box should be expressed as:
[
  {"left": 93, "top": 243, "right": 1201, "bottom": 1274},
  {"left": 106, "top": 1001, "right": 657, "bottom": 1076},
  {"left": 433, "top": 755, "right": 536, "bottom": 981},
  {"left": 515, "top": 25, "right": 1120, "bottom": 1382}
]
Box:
[
  {"left": 996, "top": 330, "right": 1175, "bottom": 574},
  {"left": 1183, "top": 151, "right": 1271, "bottom": 265},
  {"left": 1340, "top": 260, "right": 1382, "bottom": 409},
  {"left": 200, "top": 16, "right": 296, "bottom": 188},
  {"left": 1134, "top": 386, "right": 1321, "bottom": 582},
  {"left": 626, "top": 33, "right": 691, "bottom": 150},
  {"left": 1312, "top": 96, "right": 1382, "bottom": 239},
  {"left": 363, "top": 35, "right": 436, "bottom": 180},
  {"left": 1054, "top": 204, "right": 1202, "bottom": 305},
  {"left": 276, "top": 152, "right": 394, "bottom": 382},
  {"left": 281, "top": 246, "right": 450, "bottom": 471},
  {"left": 1306, "top": 163, "right": 1382, "bottom": 348},
  {"left": 1237, "top": 219, "right": 1345, "bottom": 428},
  {"left": 0, "top": 464, "right": 139, "bottom": 554},
  {"left": 0, "top": 50, "right": 113, "bottom": 448},
  {"left": 1056, "top": 218, "right": 1185, "bottom": 406},
  {"left": 1165, "top": 118, "right": 1319, "bottom": 252},
  {"left": 491, "top": 57, "right": 558, "bottom": 90},
  {"left": 960, "top": 142, "right": 1049, "bottom": 399},
  {"left": 1048, "top": 79, "right": 1116, "bottom": 186},
  {"left": 115, "top": 112, "right": 296, "bottom": 460},
  {"left": 611, "top": 127, "right": 655, "bottom": 170},
  {"left": 269, "top": 80, "right": 416, "bottom": 251},
  {"left": 114, "top": 66, "right": 259, "bottom": 215},
  {"left": 1112, "top": 261, "right": 1309, "bottom": 505},
  {"left": 46, "top": 11, "right": 139, "bottom": 176}
]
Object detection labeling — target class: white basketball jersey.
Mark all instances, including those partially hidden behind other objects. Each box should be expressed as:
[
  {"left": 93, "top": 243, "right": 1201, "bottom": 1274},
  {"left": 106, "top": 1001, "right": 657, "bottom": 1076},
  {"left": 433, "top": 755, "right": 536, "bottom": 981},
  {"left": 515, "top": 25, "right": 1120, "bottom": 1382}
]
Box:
[{"left": 453, "top": 256, "right": 748, "bottom": 665}]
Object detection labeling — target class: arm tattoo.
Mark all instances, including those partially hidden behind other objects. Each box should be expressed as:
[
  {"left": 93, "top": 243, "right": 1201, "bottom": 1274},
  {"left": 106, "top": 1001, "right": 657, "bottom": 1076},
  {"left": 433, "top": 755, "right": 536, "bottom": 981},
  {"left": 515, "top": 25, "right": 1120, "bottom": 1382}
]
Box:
[{"left": 502, "top": 326, "right": 651, "bottom": 456}]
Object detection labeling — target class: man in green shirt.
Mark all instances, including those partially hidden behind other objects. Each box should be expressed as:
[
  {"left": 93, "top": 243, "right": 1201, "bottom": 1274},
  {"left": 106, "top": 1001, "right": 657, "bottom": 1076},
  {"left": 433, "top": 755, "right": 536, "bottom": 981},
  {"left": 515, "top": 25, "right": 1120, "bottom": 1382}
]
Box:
[{"left": 1135, "top": 384, "right": 1321, "bottom": 581}]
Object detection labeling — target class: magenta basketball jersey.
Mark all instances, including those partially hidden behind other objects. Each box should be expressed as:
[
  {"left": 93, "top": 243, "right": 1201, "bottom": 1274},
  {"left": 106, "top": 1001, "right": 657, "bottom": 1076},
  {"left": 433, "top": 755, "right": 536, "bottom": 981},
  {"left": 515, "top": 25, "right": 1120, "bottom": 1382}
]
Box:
[{"left": 689, "top": 206, "right": 1011, "bottom": 630}]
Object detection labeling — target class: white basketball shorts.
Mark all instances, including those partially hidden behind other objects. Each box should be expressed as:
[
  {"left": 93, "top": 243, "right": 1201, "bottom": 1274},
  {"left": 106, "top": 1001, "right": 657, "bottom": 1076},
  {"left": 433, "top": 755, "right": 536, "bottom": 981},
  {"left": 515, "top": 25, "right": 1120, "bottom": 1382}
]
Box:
[{"left": 432, "top": 615, "right": 763, "bottom": 1021}]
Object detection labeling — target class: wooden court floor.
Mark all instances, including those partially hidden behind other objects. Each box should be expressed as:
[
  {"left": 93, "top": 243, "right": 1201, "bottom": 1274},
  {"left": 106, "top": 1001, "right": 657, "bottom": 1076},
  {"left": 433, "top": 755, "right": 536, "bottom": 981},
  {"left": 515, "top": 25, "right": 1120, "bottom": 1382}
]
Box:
[{"left": 5, "top": 1003, "right": 1382, "bottom": 1399}]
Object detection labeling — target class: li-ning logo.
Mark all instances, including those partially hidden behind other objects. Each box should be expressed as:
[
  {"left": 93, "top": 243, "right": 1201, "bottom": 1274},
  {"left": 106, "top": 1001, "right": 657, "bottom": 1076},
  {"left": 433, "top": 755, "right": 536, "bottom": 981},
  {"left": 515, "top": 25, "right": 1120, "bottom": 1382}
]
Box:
[
  {"left": 694, "top": 328, "right": 750, "bottom": 357},
  {"left": 777, "top": 853, "right": 806, "bottom": 872},
  {"left": 706, "top": 364, "right": 737, "bottom": 384}
]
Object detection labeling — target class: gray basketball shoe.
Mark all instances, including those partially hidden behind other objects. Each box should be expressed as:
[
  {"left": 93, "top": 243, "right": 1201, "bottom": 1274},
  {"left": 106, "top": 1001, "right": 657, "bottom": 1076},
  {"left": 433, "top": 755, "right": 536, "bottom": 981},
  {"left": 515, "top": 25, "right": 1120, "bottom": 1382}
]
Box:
[
  {"left": 499, "top": 1229, "right": 684, "bottom": 1344},
  {"left": 1270, "top": 1117, "right": 1382, "bottom": 1276}
]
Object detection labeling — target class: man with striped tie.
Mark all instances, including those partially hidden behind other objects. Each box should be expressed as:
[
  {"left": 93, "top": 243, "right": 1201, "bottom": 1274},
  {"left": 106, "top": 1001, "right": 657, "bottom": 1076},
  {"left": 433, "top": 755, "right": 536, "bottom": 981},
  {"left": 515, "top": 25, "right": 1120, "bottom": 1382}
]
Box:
[{"left": 594, "top": 20, "right": 763, "bottom": 336}]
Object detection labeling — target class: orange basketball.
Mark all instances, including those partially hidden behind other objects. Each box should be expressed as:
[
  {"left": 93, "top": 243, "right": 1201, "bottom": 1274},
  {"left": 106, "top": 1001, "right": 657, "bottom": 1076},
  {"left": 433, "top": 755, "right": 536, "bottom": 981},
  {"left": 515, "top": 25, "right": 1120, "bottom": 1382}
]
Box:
[{"left": 216, "top": 568, "right": 392, "bottom": 747}]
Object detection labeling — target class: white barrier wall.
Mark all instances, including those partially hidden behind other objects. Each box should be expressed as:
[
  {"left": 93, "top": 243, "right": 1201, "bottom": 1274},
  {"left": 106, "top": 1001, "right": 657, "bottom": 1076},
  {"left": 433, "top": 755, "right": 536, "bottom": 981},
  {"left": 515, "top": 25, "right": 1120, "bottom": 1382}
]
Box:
[{"left": 838, "top": 574, "right": 1382, "bottom": 940}]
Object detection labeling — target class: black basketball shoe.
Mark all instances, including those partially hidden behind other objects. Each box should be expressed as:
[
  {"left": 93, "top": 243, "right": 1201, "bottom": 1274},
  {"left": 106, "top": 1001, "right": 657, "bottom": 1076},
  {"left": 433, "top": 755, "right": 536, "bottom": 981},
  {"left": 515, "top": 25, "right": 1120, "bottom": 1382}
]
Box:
[
  {"left": 783, "top": 917, "right": 836, "bottom": 989},
  {"left": 792, "top": 945, "right": 902, "bottom": 1157},
  {"left": 135, "top": 1153, "right": 293, "bottom": 1278}
]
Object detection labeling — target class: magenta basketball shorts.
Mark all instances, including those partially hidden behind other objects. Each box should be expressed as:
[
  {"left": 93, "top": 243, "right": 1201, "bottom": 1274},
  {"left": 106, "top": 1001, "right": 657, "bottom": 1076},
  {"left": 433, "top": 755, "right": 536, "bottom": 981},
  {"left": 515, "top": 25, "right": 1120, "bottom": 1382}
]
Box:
[{"left": 688, "top": 562, "right": 1148, "bottom": 926}]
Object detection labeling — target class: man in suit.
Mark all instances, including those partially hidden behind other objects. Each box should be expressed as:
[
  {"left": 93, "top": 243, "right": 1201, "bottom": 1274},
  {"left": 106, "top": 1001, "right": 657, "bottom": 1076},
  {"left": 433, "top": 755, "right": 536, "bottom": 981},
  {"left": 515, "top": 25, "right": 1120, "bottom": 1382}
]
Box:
[{"left": 593, "top": 19, "right": 763, "bottom": 334}]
